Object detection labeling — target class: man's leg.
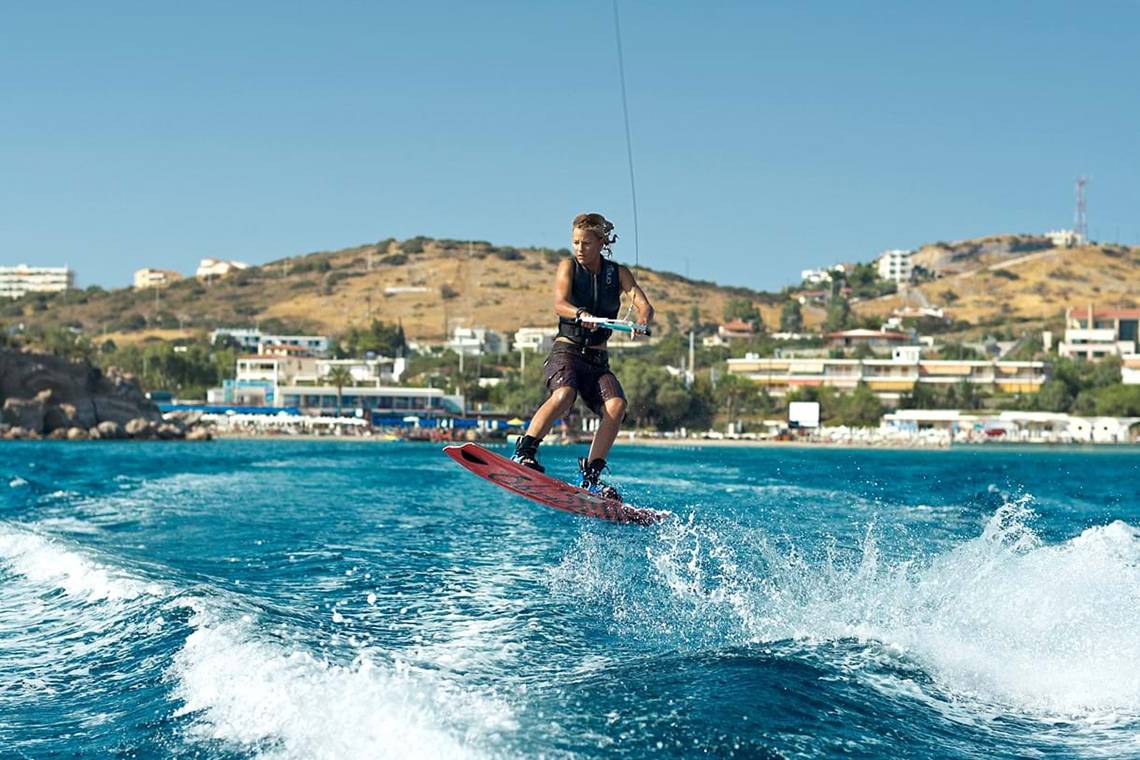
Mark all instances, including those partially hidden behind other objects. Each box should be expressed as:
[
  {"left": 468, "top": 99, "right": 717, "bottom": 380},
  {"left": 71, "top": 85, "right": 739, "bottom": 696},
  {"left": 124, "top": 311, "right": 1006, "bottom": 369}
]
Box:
[
  {"left": 525, "top": 386, "right": 577, "bottom": 440},
  {"left": 587, "top": 395, "right": 627, "bottom": 463}
]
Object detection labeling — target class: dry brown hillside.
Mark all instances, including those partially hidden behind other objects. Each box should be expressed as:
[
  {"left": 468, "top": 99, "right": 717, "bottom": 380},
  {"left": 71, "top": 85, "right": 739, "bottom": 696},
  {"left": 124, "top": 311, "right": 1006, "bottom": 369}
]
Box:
[
  {"left": 10, "top": 235, "right": 1137, "bottom": 346},
  {"left": 853, "top": 241, "right": 1140, "bottom": 330},
  {"left": 10, "top": 239, "right": 772, "bottom": 344}
]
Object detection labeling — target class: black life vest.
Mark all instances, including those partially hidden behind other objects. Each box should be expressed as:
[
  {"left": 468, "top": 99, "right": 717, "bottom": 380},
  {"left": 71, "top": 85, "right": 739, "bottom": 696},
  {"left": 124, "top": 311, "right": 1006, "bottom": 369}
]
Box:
[{"left": 557, "top": 258, "right": 622, "bottom": 346}]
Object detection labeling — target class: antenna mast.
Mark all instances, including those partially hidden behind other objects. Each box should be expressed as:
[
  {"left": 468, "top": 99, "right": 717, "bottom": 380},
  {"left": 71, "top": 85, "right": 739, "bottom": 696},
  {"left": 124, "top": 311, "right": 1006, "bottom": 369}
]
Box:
[{"left": 1074, "top": 176, "right": 1088, "bottom": 244}]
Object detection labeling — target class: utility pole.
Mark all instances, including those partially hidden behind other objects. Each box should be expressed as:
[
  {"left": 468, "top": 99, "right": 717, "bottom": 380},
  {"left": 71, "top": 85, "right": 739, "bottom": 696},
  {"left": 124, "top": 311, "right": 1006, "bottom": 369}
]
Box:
[{"left": 687, "top": 330, "right": 695, "bottom": 388}]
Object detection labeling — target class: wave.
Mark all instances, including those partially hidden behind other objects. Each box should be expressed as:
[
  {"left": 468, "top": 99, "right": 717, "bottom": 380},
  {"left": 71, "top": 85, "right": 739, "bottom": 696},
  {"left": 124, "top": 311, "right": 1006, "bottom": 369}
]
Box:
[
  {"left": 556, "top": 499, "right": 1140, "bottom": 725},
  {"left": 0, "top": 523, "right": 512, "bottom": 759}
]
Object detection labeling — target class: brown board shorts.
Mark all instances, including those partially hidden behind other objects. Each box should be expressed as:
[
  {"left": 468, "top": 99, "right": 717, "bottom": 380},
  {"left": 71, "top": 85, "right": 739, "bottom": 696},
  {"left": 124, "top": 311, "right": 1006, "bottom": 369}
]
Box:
[{"left": 543, "top": 341, "right": 626, "bottom": 417}]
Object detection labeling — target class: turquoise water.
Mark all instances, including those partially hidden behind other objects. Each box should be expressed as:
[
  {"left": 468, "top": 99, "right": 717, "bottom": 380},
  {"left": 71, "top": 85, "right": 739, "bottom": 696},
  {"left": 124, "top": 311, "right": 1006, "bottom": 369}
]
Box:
[{"left": 1, "top": 440, "right": 1138, "bottom": 759}]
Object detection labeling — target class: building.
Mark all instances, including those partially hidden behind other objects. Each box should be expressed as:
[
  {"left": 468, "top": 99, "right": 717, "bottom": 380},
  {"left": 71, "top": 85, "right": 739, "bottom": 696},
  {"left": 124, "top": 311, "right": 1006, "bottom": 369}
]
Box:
[
  {"left": 726, "top": 352, "right": 1048, "bottom": 403},
  {"left": 795, "top": 289, "right": 830, "bottom": 306},
  {"left": 219, "top": 354, "right": 409, "bottom": 407},
  {"left": 447, "top": 326, "right": 507, "bottom": 356},
  {"left": 718, "top": 320, "right": 756, "bottom": 341},
  {"left": 209, "top": 328, "right": 330, "bottom": 357},
  {"left": 1045, "top": 229, "right": 1085, "bottom": 248},
  {"left": 827, "top": 329, "right": 913, "bottom": 350},
  {"left": 876, "top": 249, "right": 913, "bottom": 284},
  {"left": 1058, "top": 306, "right": 1140, "bottom": 360},
  {"left": 0, "top": 265, "right": 74, "bottom": 299},
  {"left": 196, "top": 257, "right": 249, "bottom": 280},
  {"left": 881, "top": 410, "right": 1137, "bottom": 443},
  {"left": 133, "top": 268, "right": 183, "bottom": 289},
  {"left": 513, "top": 326, "right": 557, "bottom": 353},
  {"left": 1124, "top": 355, "right": 1140, "bottom": 385},
  {"left": 800, "top": 265, "right": 845, "bottom": 286}
]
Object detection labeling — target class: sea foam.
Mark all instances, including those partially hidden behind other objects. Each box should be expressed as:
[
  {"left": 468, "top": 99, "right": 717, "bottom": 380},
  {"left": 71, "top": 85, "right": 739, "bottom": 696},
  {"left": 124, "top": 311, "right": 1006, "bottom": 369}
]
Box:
[
  {"left": 0, "top": 524, "right": 511, "bottom": 759},
  {"left": 561, "top": 500, "right": 1140, "bottom": 720}
]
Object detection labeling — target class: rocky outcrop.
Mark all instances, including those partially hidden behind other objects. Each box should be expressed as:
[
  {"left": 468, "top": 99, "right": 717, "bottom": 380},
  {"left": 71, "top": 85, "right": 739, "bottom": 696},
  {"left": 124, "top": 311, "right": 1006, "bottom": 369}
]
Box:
[{"left": 0, "top": 349, "right": 211, "bottom": 441}]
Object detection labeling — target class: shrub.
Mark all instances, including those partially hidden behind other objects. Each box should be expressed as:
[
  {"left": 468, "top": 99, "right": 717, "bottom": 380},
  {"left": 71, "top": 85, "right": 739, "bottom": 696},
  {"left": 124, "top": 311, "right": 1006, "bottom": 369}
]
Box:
[
  {"left": 440, "top": 284, "right": 459, "bottom": 300},
  {"left": 494, "top": 247, "right": 522, "bottom": 261}
]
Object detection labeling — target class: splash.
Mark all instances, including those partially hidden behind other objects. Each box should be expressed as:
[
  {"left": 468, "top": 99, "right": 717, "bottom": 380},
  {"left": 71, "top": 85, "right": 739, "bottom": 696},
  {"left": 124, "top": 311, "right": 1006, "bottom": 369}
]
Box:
[{"left": 559, "top": 500, "right": 1140, "bottom": 719}]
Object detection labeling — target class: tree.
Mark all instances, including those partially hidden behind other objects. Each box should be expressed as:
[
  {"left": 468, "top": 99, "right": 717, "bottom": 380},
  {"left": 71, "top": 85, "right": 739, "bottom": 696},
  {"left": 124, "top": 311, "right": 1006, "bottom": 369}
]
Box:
[
  {"left": 832, "top": 382, "right": 884, "bottom": 427},
  {"left": 1034, "top": 379, "right": 1073, "bottom": 412},
  {"left": 324, "top": 366, "right": 354, "bottom": 416},
  {"left": 714, "top": 373, "right": 755, "bottom": 420},
  {"left": 780, "top": 300, "right": 804, "bottom": 332},
  {"left": 824, "top": 297, "right": 850, "bottom": 331},
  {"left": 723, "top": 297, "right": 758, "bottom": 327},
  {"left": 1092, "top": 384, "right": 1140, "bottom": 416},
  {"left": 337, "top": 320, "right": 407, "bottom": 358}
]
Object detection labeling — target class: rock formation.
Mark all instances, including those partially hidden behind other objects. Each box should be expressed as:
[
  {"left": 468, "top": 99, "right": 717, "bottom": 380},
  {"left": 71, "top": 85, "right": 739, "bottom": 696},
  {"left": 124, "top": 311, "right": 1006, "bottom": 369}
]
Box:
[{"left": 0, "top": 348, "right": 211, "bottom": 441}]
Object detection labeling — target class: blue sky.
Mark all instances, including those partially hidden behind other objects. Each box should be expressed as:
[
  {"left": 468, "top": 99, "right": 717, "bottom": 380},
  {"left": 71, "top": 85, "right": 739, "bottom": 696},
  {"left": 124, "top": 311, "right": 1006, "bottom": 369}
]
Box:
[{"left": 2, "top": 1, "right": 1137, "bottom": 292}]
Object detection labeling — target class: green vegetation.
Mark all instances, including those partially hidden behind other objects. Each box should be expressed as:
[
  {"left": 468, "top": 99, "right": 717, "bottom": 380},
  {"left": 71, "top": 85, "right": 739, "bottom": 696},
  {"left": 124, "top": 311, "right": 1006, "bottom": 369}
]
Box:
[
  {"left": 334, "top": 320, "right": 406, "bottom": 358},
  {"left": 722, "top": 297, "right": 760, "bottom": 328},
  {"left": 105, "top": 340, "right": 239, "bottom": 399},
  {"left": 844, "top": 262, "right": 897, "bottom": 299},
  {"left": 786, "top": 383, "right": 883, "bottom": 427},
  {"left": 323, "top": 365, "right": 353, "bottom": 415},
  {"left": 780, "top": 300, "right": 804, "bottom": 332},
  {"left": 1012, "top": 356, "right": 1132, "bottom": 415}
]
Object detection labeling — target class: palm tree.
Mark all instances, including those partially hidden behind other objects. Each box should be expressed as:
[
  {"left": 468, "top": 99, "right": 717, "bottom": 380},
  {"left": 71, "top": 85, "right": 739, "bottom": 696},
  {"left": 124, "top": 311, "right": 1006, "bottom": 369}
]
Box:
[{"left": 324, "top": 365, "right": 354, "bottom": 416}]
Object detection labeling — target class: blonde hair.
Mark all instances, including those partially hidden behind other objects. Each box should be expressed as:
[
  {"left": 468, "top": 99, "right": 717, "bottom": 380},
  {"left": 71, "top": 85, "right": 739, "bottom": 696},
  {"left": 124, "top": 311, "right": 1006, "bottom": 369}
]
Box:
[{"left": 572, "top": 212, "right": 618, "bottom": 254}]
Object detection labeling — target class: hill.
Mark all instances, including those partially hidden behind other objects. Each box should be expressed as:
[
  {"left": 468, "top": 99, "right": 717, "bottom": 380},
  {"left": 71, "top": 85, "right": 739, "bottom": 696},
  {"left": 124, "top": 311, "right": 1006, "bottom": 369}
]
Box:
[
  {"left": 4, "top": 234, "right": 1138, "bottom": 346},
  {"left": 852, "top": 239, "right": 1140, "bottom": 333},
  {"left": 2, "top": 238, "right": 773, "bottom": 345}
]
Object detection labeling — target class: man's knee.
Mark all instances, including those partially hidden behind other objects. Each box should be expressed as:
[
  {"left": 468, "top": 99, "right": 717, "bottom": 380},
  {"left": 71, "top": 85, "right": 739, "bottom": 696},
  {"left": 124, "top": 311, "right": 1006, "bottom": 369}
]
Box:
[
  {"left": 604, "top": 397, "right": 627, "bottom": 420},
  {"left": 550, "top": 386, "right": 577, "bottom": 411}
]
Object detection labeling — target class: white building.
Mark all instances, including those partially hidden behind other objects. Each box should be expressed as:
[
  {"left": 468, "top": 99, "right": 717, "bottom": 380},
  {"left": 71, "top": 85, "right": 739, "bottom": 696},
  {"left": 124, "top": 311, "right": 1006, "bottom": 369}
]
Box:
[
  {"left": 209, "top": 328, "right": 330, "bottom": 357},
  {"left": 1124, "top": 355, "right": 1140, "bottom": 386},
  {"left": 133, "top": 268, "right": 183, "bottom": 289},
  {"left": 447, "top": 326, "right": 507, "bottom": 356},
  {"left": 881, "top": 410, "right": 1138, "bottom": 444},
  {"left": 196, "top": 257, "right": 249, "bottom": 280},
  {"left": 800, "top": 265, "right": 845, "bottom": 286},
  {"left": 876, "top": 249, "right": 913, "bottom": 284},
  {"left": 1045, "top": 229, "right": 1085, "bottom": 248},
  {"left": 1058, "top": 307, "right": 1140, "bottom": 360},
  {"left": 513, "top": 326, "right": 557, "bottom": 353},
  {"left": 0, "top": 265, "right": 74, "bottom": 299},
  {"left": 221, "top": 354, "right": 407, "bottom": 407},
  {"left": 727, "top": 353, "right": 1048, "bottom": 402}
]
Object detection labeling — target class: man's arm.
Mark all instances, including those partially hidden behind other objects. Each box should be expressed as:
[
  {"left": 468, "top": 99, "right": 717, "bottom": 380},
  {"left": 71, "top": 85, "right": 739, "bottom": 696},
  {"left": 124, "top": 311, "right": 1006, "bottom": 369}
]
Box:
[
  {"left": 552, "top": 258, "right": 582, "bottom": 321},
  {"left": 619, "top": 265, "right": 654, "bottom": 327}
]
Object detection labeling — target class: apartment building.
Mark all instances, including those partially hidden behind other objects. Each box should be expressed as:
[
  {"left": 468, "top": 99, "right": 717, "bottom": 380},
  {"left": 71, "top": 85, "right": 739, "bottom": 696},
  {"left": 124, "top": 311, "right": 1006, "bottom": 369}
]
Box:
[
  {"left": 876, "top": 249, "right": 913, "bottom": 284},
  {"left": 1058, "top": 306, "right": 1140, "bottom": 360},
  {"left": 726, "top": 350, "right": 1048, "bottom": 402},
  {"left": 133, "top": 268, "right": 183, "bottom": 289},
  {"left": 0, "top": 265, "right": 74, "bottom": 299}
]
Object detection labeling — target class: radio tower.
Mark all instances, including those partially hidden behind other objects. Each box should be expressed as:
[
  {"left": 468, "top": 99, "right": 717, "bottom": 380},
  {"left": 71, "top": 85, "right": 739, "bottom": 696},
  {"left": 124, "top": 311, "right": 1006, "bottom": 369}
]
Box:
[{"left": 1074, "top": 176, "right": 1088, "bottom": 244}]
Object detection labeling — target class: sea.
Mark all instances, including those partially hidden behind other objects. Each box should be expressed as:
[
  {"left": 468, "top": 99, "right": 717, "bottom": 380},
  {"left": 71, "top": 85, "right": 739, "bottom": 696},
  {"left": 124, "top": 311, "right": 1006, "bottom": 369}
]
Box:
[{"left": 1, "top": 440, "right": 1138, "bottom": 759}]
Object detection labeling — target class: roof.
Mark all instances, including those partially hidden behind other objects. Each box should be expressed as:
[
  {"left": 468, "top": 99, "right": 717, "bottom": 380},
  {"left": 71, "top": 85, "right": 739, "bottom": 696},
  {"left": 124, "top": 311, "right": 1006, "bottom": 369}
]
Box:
[
  {"left": 826, "top": 329, "right": 911, "bottom": 340},
  {"left": 1066, "top": 307, "right": 1140, "bottom": 319},
  {"left": 720, "top": 319, "right": 755, "bottom": 332}
]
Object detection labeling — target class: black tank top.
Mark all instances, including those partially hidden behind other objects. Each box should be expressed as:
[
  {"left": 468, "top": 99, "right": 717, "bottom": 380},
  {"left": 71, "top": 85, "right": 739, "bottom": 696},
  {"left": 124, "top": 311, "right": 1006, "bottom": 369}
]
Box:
[{"left": 557, "top": 258, "right": 622, "bottom": 346}]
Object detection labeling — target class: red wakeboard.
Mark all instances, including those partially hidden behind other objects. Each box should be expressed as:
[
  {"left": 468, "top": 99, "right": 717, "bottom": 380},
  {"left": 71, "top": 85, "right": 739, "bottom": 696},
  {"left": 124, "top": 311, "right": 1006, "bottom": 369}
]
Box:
[{"left": 443, "top": 443, "right": 669, "bottom": 526}]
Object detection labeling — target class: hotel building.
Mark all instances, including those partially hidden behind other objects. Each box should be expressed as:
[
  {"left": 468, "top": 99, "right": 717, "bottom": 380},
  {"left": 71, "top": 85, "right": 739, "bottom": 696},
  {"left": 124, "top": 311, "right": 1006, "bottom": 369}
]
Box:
[
  {"left": 0, "top": 265, "right": 74, "bottom": 299},
  {"left": 726, "top": 348, "right": 1048, "bottom": 403}
]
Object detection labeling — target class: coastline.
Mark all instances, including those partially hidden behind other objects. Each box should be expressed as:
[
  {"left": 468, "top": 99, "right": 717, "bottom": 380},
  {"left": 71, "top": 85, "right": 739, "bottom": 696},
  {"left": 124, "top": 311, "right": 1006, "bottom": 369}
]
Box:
[{"left": 201, "top": 431, "right": 1139, "bottom": 451}]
